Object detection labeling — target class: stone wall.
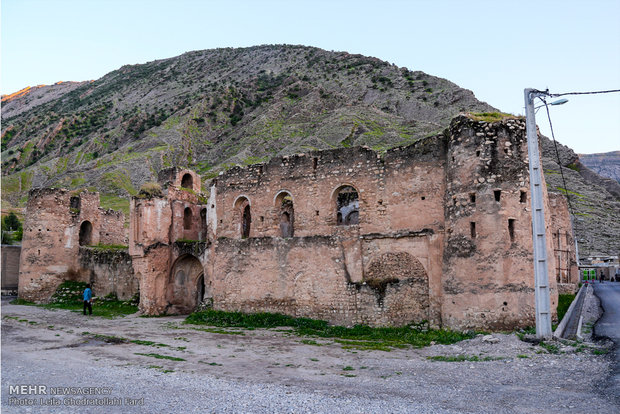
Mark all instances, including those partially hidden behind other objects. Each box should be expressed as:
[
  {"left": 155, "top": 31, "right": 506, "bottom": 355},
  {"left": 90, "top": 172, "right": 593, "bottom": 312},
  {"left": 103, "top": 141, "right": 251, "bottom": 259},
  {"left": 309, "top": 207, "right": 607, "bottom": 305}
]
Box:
[
  {"left": 441, "top": 116, "right": 552, "bottom": 330},
  {"left": 18, "top": 188, "right": 128, "bottom": 302},
  {"left": 1, "top": 245, "right": 21, "bottom": 293},
  {"left": 548, "top": 192, "right": 579, "bottom": 285},
  {"left": 78, "top": 247, "right": 137, "bottom": 300},
  {"left": 205, "top": 115, "right": 565, "bottom": 330}
]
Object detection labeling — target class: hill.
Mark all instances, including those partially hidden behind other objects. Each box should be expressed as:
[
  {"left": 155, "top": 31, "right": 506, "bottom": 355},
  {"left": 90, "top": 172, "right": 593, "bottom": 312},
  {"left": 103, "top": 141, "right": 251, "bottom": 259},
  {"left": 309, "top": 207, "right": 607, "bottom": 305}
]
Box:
[{"left": 2, "top": 45, "right": 618, "bottom": 255}]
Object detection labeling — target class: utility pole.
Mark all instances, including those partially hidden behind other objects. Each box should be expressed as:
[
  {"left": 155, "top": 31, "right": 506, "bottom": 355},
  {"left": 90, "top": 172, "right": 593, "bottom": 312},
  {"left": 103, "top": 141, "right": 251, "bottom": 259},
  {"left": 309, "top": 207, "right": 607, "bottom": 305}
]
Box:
[{"left": 524, "top": 88, "right": 553, "bottom": 339}]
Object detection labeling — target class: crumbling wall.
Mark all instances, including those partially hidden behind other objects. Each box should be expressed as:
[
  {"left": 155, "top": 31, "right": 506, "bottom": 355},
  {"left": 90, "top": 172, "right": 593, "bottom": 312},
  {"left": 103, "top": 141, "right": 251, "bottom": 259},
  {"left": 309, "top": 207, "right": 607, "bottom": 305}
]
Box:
[
  {"left": 99, "top": 209, "right": 127, "bottom": 245},
  {"left": 19, "top": 189, "right": 88, "bottom": 302},
  {"left": 78, "top": 247, "right": 137, "bottom": 300},
  {"left": 1, "top": 245, "right": 21, "bottom": 293},
  {"left": 210, "top": 141, "right": 447, "bottom": 326},
  {"left": 548, "top": 192, "right": 579, "bottom": 288},
  {"left": 441, "top": 115, "right": 558, "bottom": 330},
  {"left": 18, "top": 188, "right": 131, "bottom": 302}
]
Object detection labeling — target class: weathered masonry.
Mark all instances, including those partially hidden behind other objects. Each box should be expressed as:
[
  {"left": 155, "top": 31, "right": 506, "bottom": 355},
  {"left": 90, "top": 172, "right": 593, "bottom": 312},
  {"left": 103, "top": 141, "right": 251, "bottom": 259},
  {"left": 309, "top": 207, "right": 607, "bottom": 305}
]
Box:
[{"left": 17, "top": 114, "right": 578, "bottom": 330}]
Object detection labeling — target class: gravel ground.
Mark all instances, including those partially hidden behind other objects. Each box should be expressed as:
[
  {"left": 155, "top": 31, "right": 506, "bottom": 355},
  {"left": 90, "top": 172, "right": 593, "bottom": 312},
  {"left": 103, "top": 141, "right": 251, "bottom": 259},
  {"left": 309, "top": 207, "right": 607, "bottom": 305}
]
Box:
[{"left": 1, "top": 296, "right": 618, "bottom": 414}]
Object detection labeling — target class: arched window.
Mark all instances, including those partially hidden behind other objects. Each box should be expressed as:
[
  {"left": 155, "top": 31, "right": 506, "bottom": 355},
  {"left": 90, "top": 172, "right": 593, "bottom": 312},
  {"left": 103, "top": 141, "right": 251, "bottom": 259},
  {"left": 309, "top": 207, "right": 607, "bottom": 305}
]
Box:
[
  {"left": 334, "top": 185, "right": 359, "bottom": 225},
  {"left": 183, "top": 207, "right": 193, "bottom": 230},
  {"left": 181, "top": 173, "right": 193, "bottom": 189},
  {"left": 275, "top": 191, "right": 294, "bottom": 237},
  {"left": 79, "top": 221, "right": 93, "bottom": 246},
  {"left": 234, "top": 197, "right": 251, "bottom": 238}
]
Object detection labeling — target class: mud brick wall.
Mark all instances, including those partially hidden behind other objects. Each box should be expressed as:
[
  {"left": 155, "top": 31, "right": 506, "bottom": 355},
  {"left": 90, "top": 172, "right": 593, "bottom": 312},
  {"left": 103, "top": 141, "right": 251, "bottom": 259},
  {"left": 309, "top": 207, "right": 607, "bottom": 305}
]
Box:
[
  {"left": 19, "top": 189, "right": 89, "bottom": 302},
  {"left": 1, "top": 245, "right": 21, "bottom": 291},
  {"left": 18, "top": 189, "right": 128, "bottom": 302},
  {"left": 441, "top": 116, "right": 558, "bottom": 330},
  {"left": 99, "top": 209, "right": 127, "bottom": 245},
  {"left": 78, "top": 247, "right": 137, "bottom": 300},
  {"left": 548, "top": 192, "right": 579, "bottom": 285}
]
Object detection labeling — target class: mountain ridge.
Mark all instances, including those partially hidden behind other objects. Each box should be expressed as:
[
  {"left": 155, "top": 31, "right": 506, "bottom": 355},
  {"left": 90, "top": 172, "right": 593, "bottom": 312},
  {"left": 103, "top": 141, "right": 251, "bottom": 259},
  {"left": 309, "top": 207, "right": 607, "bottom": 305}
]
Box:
[{"left": 2, "top": 45, "right": 618, "bottom": 255}]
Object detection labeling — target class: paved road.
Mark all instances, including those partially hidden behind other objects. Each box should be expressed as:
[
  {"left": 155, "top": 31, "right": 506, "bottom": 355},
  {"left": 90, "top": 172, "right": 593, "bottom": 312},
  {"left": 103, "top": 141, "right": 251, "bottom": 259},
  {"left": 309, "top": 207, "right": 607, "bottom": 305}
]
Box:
[{"left": 593, "top": 282, "right": 620, "bottom": 403}]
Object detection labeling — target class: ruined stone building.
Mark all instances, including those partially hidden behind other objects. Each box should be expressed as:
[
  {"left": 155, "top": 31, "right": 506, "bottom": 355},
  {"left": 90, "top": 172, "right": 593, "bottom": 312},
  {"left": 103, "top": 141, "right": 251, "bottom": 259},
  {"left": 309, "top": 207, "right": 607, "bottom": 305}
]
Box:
[{"left": 17, "top": 115, "right": 578, "bottom": 330}]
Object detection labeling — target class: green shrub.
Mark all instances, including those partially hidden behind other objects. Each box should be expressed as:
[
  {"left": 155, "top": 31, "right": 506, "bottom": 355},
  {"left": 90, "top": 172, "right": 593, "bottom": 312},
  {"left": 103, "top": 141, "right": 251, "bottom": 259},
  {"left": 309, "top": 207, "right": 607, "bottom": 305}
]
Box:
[{"left": 136, "top": 182, "right": 163, "bottom": 198}]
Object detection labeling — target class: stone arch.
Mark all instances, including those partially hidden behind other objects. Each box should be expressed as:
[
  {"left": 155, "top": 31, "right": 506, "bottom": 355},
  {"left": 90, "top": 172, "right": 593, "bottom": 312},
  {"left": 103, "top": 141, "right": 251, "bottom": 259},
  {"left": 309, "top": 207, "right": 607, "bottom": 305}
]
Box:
[
  {"left": 181, "top": 173, "right": 193, "bottom": 189},
  {"left": 332, "top": 185, "right": 359, "bottom": 225},
  {"left": 79, "top": 220, "right": 93, "bottom": 246},
  {"left": 275, "top": 191, "right": 294, "bottom": 237},
  {"left": 363, "top": 252, "right": 429, "bottom": 318},
  {"left": 167, "top": 254, "right": 205, "bottom": 313},
  {"left": 183, "top": 207, "right": 192, "bottom": 230},
  {"left": 234, "top": 196, "right": 251, "bottom": 238}
]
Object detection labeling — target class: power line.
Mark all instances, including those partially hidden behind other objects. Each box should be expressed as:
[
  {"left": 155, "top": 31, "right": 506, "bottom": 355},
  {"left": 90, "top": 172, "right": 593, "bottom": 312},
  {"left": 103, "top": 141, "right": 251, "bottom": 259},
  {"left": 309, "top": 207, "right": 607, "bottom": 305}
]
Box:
[
  {"left": 549, "top": 89, "right": 620, "bottom": 97},
  {"left": 539, "top": 97, "right": 576, "bottom": 218}
]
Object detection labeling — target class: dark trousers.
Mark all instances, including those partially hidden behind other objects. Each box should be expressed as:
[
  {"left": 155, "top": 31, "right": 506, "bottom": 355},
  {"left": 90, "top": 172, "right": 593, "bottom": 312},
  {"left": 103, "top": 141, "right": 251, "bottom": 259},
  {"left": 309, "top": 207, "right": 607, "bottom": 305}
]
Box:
[{"left": 83, "top": 300, "right": 92, "bottom": 315}]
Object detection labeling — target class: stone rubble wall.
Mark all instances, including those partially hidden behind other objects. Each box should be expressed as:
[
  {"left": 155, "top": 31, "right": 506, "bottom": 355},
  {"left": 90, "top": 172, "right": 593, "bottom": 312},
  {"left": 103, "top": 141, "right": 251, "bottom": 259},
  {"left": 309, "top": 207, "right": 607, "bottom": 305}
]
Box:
[{"left": 78, "top": 247, "right": 137, "bottom": 300}]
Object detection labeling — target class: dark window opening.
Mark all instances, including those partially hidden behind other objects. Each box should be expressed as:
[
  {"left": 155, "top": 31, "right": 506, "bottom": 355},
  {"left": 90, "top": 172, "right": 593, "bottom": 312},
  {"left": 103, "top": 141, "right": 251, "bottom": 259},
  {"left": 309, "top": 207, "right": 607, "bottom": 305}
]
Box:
[
  {"left": 494, "top": 190, "right": 501, "bottom": 202},
  {"left": 476, "top": 150, "right": 481, "bottom": 157},
  {"left": 520, "top": 191, "right": 527, "bottom": 203},
  {"left": 183, "top": 207, "right": 192, "bottom": 230},
  {"left": 181, "top": 173, "right": 193, "bottom": 189},
  {"left": 508, "top": 219, "right": 515, "bottom": 242},
  {"left": 335, "top": 186, "right": 359, "bottom": 226},
  {"left": 313, "top": 157, "right": 318, "bottom": 171},
  {"left": 470, "top": 222, "right": 476, "bottom": 238},
  {"left": 277, "top": 192, "right": 294, "bottom": 237},
  {"left": 258, "top": 166, "right": 263, "bottom": 174},
  {"left": 469, "top": 193, "right": 476, "bottom": 203},
  {"left": 79, "top": 221, "right": 93, "bottom": 246},
  {"left": 200, "top": 208, "right": 207, "bottom": 232},
  {"left": 316, "top": 210, "right": 319, "bottom": 216},
  {"left": 421, "top": 196, "right": 425, "bottom": 200},
  {"left": 242, "top": 205, "right": 251, "bottom": 238},
  {"left": 260, "top": 216, "right": 264, "bottom": 222},
  {"left": 70, "top": 196, "right": 80, "bottom": 210}
]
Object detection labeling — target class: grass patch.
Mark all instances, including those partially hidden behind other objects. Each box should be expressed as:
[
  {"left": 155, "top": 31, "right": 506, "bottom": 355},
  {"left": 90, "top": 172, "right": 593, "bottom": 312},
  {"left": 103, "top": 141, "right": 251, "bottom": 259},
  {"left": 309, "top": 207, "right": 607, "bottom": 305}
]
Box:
[
  {"left": 428, "top": 355, "right": 503, "bottom": 362},
  {"left": 189, "top": 327, "right": 246, "bottom": 336},
  {"left": 130, "top": 340, "right": 170, "bottom": 348},
  {"left": 42, "top": 281, "right": 138, "bottom": 318},
  {"left": 517, "top": 354, "right": 529, "bottom": 359},
  {"left": 539, "top": 341, "right": 560, "bottom": 354},
  {"left": 300, "top": 339, "right": 324, "bottom": 346},
  {"left": 185, "top": 310, "right": 476, "bottom": 350},
  {"left": 342, "top": 366, "right": 355, "bottom": 371},
  {"left": 468, "top": 112, "right": 519, "bottom": 122},
  {"left": 557, "top": 294, "right": 576, "bottom": 322},
  {"left": 134, "top": 353, "right": 185, "bottom": 361},
  {"left": 9, "top": 298, "right": 35, "bottom": 306}
]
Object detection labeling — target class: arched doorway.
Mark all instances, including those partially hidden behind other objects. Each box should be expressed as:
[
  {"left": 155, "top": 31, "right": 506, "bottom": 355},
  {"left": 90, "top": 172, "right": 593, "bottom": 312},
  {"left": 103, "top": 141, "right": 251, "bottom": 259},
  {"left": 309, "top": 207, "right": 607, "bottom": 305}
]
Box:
[
  {"left": 234, "top": 196, "right": 251, "bottom": 238},
  {"left": 167, "top": 254, "right": 206, "bottom": 313},
  {"left": 79, "top": 221, "right": 93, "bottom": 246},
  {"left": 181, "top": 173, "right": 193, "bottom": 189}
]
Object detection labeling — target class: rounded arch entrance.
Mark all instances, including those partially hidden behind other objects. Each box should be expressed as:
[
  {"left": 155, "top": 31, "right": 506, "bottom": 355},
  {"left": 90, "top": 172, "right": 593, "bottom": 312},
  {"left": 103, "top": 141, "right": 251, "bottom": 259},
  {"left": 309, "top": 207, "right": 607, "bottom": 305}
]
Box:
[
  {"left": 167, "top": 254, "right": 207, "bottom": 313},
  {"left": 79, "top": 220, "right": 93, "bottom": 246},
  {"left": 274, "top": 190, "right": 294, "bottom": 237}
]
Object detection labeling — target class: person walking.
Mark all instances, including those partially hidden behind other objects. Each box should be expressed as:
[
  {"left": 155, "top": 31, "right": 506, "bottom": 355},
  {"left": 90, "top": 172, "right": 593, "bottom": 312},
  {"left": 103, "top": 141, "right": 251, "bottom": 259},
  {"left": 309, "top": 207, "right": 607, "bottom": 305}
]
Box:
[{"left": 83, "top": 284, "right": 93, "bottom": 315}]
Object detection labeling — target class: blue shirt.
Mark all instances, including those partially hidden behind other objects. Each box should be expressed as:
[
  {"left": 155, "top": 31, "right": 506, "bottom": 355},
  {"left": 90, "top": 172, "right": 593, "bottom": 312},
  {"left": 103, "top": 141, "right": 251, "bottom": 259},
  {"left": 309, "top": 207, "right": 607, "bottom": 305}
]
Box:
[{"left": 83, "top": 288, "right": 92, "bottom": 301}]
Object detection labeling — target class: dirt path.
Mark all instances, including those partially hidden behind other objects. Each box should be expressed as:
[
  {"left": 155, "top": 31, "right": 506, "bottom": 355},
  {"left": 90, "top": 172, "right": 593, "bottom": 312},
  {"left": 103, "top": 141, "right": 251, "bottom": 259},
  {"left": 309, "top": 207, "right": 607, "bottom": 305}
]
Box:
[{"left": 1, "top": 298, "right": 618, "bottom": 413}]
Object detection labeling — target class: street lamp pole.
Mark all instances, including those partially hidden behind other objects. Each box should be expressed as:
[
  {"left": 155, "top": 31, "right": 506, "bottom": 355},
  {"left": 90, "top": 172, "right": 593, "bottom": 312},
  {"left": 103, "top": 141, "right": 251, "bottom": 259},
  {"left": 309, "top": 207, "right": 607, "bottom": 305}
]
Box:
[{"left": 524, "top": 88, "right": 553, "bottom": 339}]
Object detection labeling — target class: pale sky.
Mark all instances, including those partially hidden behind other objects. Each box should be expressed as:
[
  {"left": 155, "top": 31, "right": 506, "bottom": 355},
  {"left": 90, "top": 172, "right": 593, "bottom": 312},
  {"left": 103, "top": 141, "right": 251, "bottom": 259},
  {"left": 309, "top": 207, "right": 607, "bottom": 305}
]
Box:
[{"left": 1, "top": 0, "right": 619, "bottom": 154}]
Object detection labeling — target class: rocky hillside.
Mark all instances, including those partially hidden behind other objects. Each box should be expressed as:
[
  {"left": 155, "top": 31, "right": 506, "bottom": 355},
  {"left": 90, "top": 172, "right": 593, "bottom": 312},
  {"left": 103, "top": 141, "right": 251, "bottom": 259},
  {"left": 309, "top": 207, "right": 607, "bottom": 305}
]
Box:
[
  {"left": 1, "top": 45, "right": 618, "bottom": 255},
  {"left": 578, "top": 151, "right": 620, "bottom": 184},
  {"left": 540, "top": 140, "right": 620, "bottom": 256}
]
